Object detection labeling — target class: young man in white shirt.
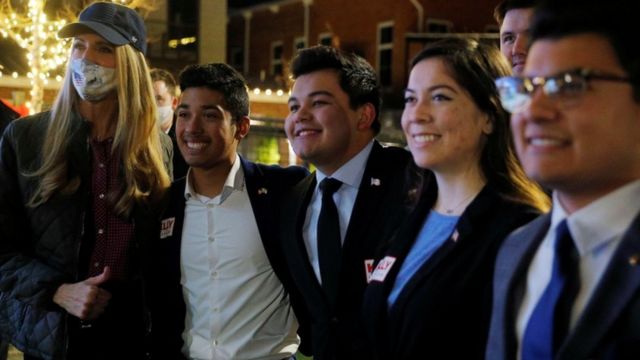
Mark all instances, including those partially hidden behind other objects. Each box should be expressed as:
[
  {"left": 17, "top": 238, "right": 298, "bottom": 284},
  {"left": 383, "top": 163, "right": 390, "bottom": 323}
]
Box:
[{"left": 149, "top": 63, "right": 307, "bottom": 360}]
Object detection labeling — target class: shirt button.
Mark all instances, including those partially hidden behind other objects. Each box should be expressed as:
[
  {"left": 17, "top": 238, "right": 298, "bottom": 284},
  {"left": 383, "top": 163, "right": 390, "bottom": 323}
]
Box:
[
  {"left": 98, "top": 193, "right": 105, "bottom": 199},
  {"left": 207, "top": 204, "right": 214, "bottom": 208},
  {"left": 213, "top": 340, "right": 218, "bottom": 346},
  {"left": 98, "top": 163, "right": 105, "bottom": 168},
  {"left": 213, "top": 307, "right": 218, "bottom": 312},
  {"left": 97, "top": 229, "right": 104, "bottom": 235},
  {"left": 94, "top": 262, "right": 100, "bottom": 268},
  {"left": 211, "top": 271, "right": 218, "bottom": 278},
  {"left": 208, "top": 236, "right": 214, "bottom": 242}
]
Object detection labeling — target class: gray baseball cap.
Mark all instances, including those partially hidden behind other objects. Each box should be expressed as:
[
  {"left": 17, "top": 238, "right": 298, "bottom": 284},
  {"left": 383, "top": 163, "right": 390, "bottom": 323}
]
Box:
[{"left": 58, "top": 2, "right": 147, "bottom": 55}]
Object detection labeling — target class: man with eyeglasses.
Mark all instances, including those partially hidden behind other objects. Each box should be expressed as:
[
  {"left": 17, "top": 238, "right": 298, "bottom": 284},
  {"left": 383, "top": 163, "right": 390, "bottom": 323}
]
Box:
[{"left": 487, "top": 0, "right": 640, "bottom": 359}]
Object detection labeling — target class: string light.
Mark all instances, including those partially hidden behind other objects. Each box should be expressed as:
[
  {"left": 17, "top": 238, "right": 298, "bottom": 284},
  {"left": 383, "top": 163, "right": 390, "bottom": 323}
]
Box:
[{"left": 0, "top": 0, "right": 69, "bottom": 113}]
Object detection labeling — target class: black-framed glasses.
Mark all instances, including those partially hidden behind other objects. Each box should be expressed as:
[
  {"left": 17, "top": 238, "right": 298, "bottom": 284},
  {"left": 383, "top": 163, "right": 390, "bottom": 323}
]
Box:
[{"left": 495, "top": 68, "right": 632, "bottom": 113}]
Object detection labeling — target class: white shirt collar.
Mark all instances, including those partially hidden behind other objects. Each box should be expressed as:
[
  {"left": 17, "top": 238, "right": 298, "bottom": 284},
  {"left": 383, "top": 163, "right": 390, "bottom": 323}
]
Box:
[
  {"left": 184, "top": 153, "right": 244, "bottom": 202},
  {"left": 551, "top": 179, "right": 640, "bottom": 255},
  {"left": 315, "top": 140, "right": 374, "bottom": 189}
]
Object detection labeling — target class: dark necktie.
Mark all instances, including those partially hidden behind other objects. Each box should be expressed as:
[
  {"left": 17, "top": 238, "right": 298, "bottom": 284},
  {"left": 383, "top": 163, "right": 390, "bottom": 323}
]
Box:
[
  {"left": 317, "top": 177, "right": 343, "bottom": 307},
  {"left": 522, "top": 219, "right": 581, "bottom": 359}
]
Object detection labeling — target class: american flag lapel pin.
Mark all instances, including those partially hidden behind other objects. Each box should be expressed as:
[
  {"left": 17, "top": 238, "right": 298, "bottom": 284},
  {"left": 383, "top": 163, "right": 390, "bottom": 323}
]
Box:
[
  {"left": 258, "top": 187, "right": 268, "bottom": 195},
  {"left": 370, "top": 177, "right": 381, "bottom": 186}
]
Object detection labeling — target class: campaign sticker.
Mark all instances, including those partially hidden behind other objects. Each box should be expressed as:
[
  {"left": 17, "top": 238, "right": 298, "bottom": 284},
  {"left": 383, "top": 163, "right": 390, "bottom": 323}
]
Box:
[
  {"left": 364, "top": 259, "right": 374, "bottom": 283},
  {"left": 160, "top": 217, "right": 175, "bottom": 239},
  {"left": 370, "top": 256, "right": 396, "bottom": 282}
]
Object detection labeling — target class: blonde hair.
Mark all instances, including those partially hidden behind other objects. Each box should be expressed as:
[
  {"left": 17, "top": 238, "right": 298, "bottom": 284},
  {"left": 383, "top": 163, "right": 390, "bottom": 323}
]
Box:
[{"left": 28, "top": 44, "right": 170, "bottom": 217}]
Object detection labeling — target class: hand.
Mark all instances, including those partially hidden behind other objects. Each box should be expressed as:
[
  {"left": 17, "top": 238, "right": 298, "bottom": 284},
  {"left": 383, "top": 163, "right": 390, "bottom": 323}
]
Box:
[{"left": 53, "top": 266, "right": 112, "bottom": 320}]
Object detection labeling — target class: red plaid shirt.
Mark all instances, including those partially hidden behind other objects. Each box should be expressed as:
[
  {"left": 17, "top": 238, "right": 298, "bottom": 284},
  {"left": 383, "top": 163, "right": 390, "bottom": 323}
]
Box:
[{"left": 87, "top": 138, "right": 134, "bottom": 281}]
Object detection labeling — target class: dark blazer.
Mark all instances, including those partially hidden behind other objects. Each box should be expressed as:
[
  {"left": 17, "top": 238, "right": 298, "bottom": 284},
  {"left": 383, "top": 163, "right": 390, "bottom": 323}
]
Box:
[
  {"left": 361, "top": 178, "right": 540, "bottom": 359},
  {"left": 147, "top": 157, "right": 308, "bottom": 359},
  {"left": 280, "top": 141, "right": 412, "bottom": 359},
  {"left": 486, "top": 211, "right": 640, "bottom": 360}
]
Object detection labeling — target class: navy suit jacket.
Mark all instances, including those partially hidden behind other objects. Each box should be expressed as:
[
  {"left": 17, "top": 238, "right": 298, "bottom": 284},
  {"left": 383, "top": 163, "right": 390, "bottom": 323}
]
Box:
[
  {"left": 280, "top": 141, "right": 413, "bottom": 360},
  {"left": 362, "top": 180, "right": 540, "bottom": 359},
  {"left": 486, "top": 211, "right": 640, "bottom": 360},
  {"left": 147, "top": 157, "right": 308, "bottom": 359}
]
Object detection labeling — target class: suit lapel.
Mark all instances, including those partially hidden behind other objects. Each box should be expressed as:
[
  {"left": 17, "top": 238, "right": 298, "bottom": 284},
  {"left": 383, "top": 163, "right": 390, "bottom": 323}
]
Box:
[
  {"left": 285, "top": 175, "right": 327, "bottom": 302},
  {"left": 560, "top": 213, "right": 640, "bottom": 359},
  {"left": 158, "top": 177, "right": 187, "bottom": 284},
  {"left": 342, "top": 142, "right": 391, "bottom": 256},
  {"left": 241, "top": 158, "right": 272, "bottom": 244},
  {"left": 500, "top": 215, "right": 551, "bottom": 357}
]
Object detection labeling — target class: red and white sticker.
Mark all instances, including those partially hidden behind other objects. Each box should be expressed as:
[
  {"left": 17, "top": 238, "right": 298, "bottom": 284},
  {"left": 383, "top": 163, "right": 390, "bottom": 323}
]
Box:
[
  {"left": 364, "top": 259, "right": 374, "bottom": 283},
  {"left": 370, "top": 256, "right": 396, "bottom": 282},
  {"left": 160, "top": 217, "right": 175, "bottom": 239}
]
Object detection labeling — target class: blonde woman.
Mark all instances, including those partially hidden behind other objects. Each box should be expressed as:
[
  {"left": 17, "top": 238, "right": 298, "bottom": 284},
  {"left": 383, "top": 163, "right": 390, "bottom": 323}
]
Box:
[{"left": 0, "top": 3, "right": 170, "bottom": 359}]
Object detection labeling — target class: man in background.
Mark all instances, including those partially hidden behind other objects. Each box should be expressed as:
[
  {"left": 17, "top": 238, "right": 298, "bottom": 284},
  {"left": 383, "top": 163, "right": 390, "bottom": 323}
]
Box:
[
  {"left": 151, "top": 68, "right": 188, "bottom": 179},
  {"left": 494, "top": 0, "right": 536, "bottom": 75}
]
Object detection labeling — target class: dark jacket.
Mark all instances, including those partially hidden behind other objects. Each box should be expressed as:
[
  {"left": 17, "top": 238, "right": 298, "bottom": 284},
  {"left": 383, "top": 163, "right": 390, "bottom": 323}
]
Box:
[
  {"left": 0, "top": 100, "right": 18, "bottom": 136},
  {"left": 280, "top": 141, "right": 413, "bottom": 359},
  {"left": 0, "top": 111, "right": 168, "bottom": 360},
  {"left": 487, "top": 211, "right": 640, "bottom": 360},
  {"left": 148, "top": 158, "right": 309, "bottom": 359},
  {"left": 362, "top": 178, "right": 541, "bottom": 359}
]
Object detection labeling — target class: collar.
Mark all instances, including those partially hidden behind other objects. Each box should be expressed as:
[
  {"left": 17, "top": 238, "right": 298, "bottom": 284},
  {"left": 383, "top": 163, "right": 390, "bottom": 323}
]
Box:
[
  {"left": 315, "top": 140, "right": 374, "bottom": 189},
  {"left": 551, "top": 179, "right": 640, "bottom": 256},
  {"left": 184, "top": 153, "right": 244, "bottom": 202}
]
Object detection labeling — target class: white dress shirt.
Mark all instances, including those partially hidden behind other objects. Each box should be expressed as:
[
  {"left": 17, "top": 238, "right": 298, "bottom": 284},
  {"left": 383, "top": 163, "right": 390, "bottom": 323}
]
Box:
[
  {"left": 180, "top": 154, "right": 299, "bottom": 360},
  {"left": 302, "top": 140, "right": 374, "bottom": 283},
  {"left": 516, "top": 179, "right": 640, "bottom": 359}
]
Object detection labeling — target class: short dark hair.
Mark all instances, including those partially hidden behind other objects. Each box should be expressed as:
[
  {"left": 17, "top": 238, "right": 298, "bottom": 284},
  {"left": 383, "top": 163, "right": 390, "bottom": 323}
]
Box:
[
  {"left": 150, "top": 68, "right": 178, "bottom": 97},
  {"left": 410, "top": 38, "right": 548, "bottom": 211},
  {"left": 178, "top": 63, "right": 250, "bottom": 121},
  {"left": 494, "top": 0, "right": 537, "bottom": 25},
  {"left": 531, "top": 0, "right": 640, "bottom": 101},
  {"left": 290, "top": 45, "right": 381, "bottom": 134}
]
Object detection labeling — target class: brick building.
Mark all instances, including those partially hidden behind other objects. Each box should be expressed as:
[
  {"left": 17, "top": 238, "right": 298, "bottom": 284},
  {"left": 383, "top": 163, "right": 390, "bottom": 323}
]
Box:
[
  {"left": 228, "top": 0, "right": 500, "bottom": 104},
  {"left": 226, "top": 0, "right": 500, "bottom": 145}
]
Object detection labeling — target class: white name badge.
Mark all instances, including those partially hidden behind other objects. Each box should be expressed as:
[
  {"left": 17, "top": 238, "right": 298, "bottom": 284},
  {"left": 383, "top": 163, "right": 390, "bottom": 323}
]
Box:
[{"left": 370, "top": 256, "right": 396, "bottom": 283}]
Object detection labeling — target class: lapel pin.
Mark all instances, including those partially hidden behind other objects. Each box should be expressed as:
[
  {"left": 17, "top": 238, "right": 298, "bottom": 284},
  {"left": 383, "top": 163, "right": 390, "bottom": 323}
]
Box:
[
  {"left": 629, "top": 254, "right": 640, "bottom": 266},
  {"left": 258, "top": 187, "right": 268, "bottom": 195},
  {"left": 370, "top": 177, "right": 381, "bottom": 186},
  {"left": 451, "top": 230, "right": 459, "bottom": 242}
]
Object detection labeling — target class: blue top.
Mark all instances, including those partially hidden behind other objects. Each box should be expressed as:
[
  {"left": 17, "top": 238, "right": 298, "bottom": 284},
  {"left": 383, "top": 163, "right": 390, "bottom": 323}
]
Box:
[{"left": 387, "top": 210, "right": 459, "bottom": 308}]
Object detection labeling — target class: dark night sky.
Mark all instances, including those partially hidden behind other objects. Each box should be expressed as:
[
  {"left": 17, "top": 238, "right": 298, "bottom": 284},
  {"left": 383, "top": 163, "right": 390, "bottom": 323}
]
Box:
[{"left": 228, "top": 0, "right": 273, "bottom": 9}]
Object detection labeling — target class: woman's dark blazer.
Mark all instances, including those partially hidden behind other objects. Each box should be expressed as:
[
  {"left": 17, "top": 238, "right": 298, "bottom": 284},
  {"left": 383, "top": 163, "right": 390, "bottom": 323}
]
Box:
[{"left": 362, "top": 178, "right": 541, "bottom": 359}]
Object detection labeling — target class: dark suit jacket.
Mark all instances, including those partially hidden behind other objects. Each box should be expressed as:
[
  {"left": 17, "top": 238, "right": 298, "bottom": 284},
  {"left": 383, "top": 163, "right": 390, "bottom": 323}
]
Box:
[
  {"left": 147, "top": 157, "right": 308, "bottom": 359},
  {"left": 486, "top": 210, "right": 640, "bottom": 360},
  {"left": 362, "top": 179, "right": 540, "bottom": 359},
  {"left": 280, "top": 141, "right": 412, "bottom": 359}
]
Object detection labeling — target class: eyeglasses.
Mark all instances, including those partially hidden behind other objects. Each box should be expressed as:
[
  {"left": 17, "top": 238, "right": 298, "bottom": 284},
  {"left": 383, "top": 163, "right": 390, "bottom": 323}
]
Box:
[{"left": 495, "top": 68, "right": 632, "bottom": 113}]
